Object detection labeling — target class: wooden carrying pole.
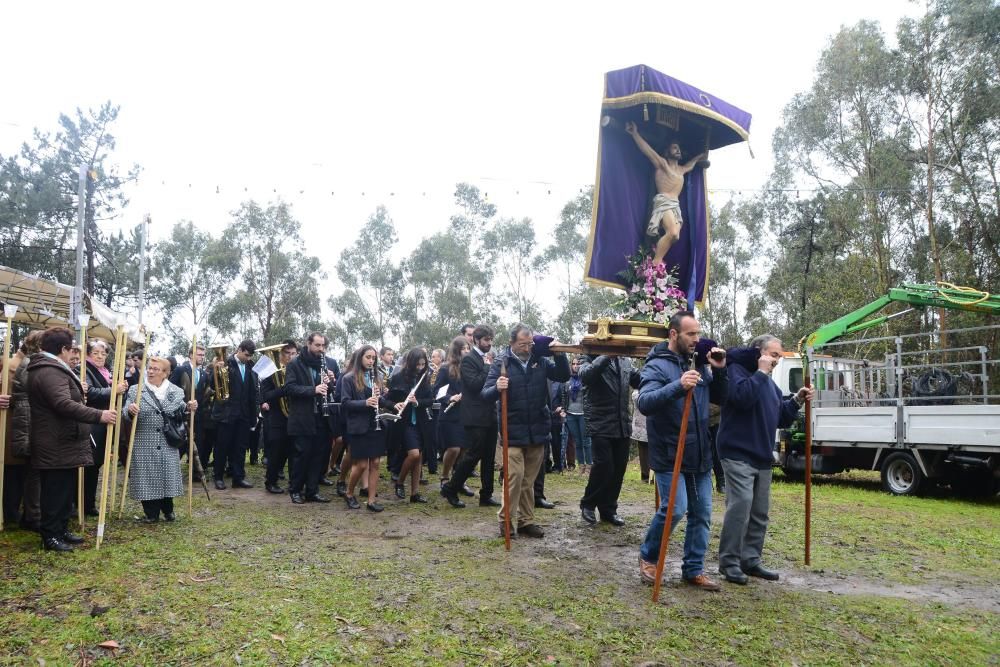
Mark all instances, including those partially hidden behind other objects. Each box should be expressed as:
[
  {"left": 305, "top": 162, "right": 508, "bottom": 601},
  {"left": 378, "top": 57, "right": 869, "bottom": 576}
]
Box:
[
  {"left": 652, "top": 381, "right": 696, "bottom": 604},
  {"left": 118, "top": 330, "right": 150, "bottom": 517},
  {"left": 187, "top": 333, "right": 197, "bottom": 518},
  {"left": 0, "top": 306, "right": 15, "bottom": 531},
  {"left": 96, "top": 326, "right": 126, "bottom": 549},
  {"left": 500, "top": 359, "right": 511, "bottom": 551},
  {"left": 77, "top": 320, "right": 87, "bottom": 530},
  {"left": 804, "top": 364, "right": 813, "bottom": 566},
  {"left": 106, "top": 328, "right": 128, "bottom": 513}
]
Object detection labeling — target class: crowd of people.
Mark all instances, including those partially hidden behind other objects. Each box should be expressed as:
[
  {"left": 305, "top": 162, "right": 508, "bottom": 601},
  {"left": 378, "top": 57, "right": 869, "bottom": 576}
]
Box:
[{"left": 1, "top": 313, "right": 812, "bottom": 592}]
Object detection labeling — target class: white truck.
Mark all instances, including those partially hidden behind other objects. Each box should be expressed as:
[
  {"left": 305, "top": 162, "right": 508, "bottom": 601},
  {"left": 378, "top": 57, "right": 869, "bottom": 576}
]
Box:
[{"left": 770, "top": 284, "right": 999, "bottom": 497}]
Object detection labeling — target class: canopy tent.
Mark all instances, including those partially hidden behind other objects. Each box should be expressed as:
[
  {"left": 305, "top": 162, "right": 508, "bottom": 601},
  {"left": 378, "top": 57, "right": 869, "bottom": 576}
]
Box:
[
  {"left": 0, "top": 264, "right": 143, "bottom": 343},
  {"left": 584, "top": 64, "right": 752, "bottom": 305}
]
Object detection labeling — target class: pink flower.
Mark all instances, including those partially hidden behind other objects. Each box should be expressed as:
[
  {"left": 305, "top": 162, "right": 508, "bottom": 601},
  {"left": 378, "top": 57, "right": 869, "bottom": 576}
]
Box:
[
  {"left": 645, "top": 285, "right": 655, "bottom": 295},
  {"left": 653, "top": 299, "right": 664, "bottom": 312}
]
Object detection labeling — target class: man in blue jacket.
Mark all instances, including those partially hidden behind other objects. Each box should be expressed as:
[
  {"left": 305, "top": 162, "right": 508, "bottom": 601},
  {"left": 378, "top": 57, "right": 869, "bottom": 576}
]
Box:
[
  {"left": 717, "top": 335, "right": 813, "bottom": 584},
  {"left": 483, "top": 324, "right": 570, "bottom": 538},
  {"left": 637, "top": 311, "right": 728, "bottom": 591}
]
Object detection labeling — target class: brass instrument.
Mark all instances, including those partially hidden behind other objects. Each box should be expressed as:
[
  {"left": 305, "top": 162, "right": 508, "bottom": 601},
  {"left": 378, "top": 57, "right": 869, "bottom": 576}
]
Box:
[
  {"left": 257, "top": 343, "right": 290, "bottom": 417},
  {"left": 211, "top": 344, "right": 231, "bottom": 403}
]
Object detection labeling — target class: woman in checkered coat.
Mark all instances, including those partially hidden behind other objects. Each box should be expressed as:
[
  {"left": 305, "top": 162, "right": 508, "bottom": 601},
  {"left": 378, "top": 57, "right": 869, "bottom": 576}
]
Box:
[{"left": 123, "top": 356, "right": 197, "bottom": 523}]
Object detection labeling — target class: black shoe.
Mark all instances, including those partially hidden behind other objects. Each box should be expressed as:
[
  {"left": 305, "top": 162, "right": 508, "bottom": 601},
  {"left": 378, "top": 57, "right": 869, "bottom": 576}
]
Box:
[
  {"left": 581, "top": 507, "right": 597, "bottom": 524},
  {"left": 305, "top": 494, "right": 331, "bottom": 503},
  {"left": 720, "top": 568, "right": 749, "bottom": 585},
  {"left": 366, "top": 501, "right": 384, "bottom": 512},
  {"left": 410, "top": 494, "right": 428, "bottom": 504},
  {"left": 518, "top": 524, "right": 545, "bottom": 538},
  {"left": 359, "top": 488, "right": 369, "bottom": 498},
  {"left": 332, "top": 465, "right": 341, "bottom": 475},
  {"left": 460, "top": 485, "right": 476, "bottom": 497},
  {"left": 214, "top": 479, "right": 226, "bottom": 490},
  {"left": 277, "top": 472, "right": 286, "bottom": 480},
  {"left": 498, "top": 524, "right": 517, "bottom": 539},
  {"left": 163, "top": 512, "right": 176, "bottom": 522},
  {"left": 141, "top": 516, "right": 159, "bottom": 524},
  {"left": 535, "top": 498, "right": 555, "bottom": 509},
  {"left": 266, "top": 483, "right": 285, "bottom": 494},
  {"left": 319, "top": 477, "right": 334, "bottom": 486},
  {"left": 345, "top": 496, "right": 361, "bottom": 510},
  {"left": 42, "top": 537, "right": 73, "bottom": 552},
  {"left": 233, "top": 479, "right": 253, "bottom": 489},
  {"left": 84, "top": 508, "right": 99, "bottom": 518},
  {"left": 419, "top": 478, "right": 429, "bottom": 486},
  {"left": 717, "top": 484, "right": 726, "bottom": 495},
  {"left": 61, "top": 532, "right": 85, "bottom": 545},
  {"left": 742, "top": 564, "right": 780, "bottom": 581},
  {"left": 479, "top": 497, "right": 501, "bottom": 507},
  {"left": 601, "top": 513, "right": 626, "bottom": 527},
  {"left": 249, "top": 459, "right": 258, "bottom": 466},
  {"left": 336, "top": 481, "right": 347, "bottom": 497},
  {"left": 440, "top": 488, "right": 466, "bottom": 508},
  {"left": 394, "top": 484, "right": 406, "bottom": 499},
  {"left": 290, "top": 493, "right": 305, "bottom": 505}
]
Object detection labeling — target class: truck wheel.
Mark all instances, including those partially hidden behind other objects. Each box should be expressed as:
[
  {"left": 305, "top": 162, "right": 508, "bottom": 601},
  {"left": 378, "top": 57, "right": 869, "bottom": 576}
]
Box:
[{"left": 881, "top": 452, "right": 924, "bottom": 496}]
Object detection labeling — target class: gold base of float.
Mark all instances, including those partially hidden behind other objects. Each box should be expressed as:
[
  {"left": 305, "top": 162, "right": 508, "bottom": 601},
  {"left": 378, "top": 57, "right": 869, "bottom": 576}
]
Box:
[{"left": 549, "top": 318, "right": 669, "bottom": 358}]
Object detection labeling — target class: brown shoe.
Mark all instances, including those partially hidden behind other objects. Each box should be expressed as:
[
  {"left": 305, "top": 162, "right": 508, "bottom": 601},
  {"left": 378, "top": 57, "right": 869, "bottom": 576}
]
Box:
[
  {"left": 684, "top": 574, "right": 721, "bottom": 592},
  {"left": 639, "top": 557, "right": 663, "bottom": 586}
]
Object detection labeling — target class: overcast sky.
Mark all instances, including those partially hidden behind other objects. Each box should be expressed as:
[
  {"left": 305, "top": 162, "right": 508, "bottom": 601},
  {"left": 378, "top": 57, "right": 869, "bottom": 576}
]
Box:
[{"left": 1, "top": 0, "right": 918, "bottom": 337}]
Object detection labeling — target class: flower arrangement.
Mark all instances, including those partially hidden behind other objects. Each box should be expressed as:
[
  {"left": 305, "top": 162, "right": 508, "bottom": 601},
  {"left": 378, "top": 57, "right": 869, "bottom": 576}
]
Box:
[{"left": 613, "top": 250, "right": 687, "bottom": 324}]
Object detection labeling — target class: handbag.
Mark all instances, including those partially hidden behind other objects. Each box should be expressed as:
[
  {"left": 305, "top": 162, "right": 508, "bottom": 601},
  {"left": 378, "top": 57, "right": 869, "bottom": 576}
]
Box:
[{"left": 144, "top": 390, "right": 188, "bottom": 450}]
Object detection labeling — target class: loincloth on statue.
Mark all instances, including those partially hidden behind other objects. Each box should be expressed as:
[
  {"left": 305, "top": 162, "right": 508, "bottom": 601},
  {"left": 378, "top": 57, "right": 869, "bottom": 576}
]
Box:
[{"left": 646, "top": 193, "right": 683, "bottom": 237}]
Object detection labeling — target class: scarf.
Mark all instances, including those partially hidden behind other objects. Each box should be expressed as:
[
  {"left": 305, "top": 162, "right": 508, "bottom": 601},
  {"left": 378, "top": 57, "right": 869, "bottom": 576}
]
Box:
[
  {"left": 147, "top": 379, "right": 172, "bottom": 402},
  {"left": 569, "top": 375, "right": 582, "bottom": 401}
]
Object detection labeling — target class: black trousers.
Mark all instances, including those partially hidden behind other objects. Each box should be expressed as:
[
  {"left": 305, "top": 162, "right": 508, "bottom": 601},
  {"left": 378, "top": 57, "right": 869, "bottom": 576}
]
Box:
[
  {"left": 580, "top": 435, "right": 630, "bottom": 516},
  {"left": 265, "top": 435, "right": 293, "bottom": 486},
  {"left": 249, "top": 426, "right": 263, "bottom": 464},
  {"left": 448, "top": 425, "right": 496, "bottom": 501},
  {"left": 39, "top": 468, "right": 75, "bottom": 541},
  {"left": 291, "top": 422, "right": 330, "bottom": 497},
  {"left": 141, "top": 497, "right": 174, "bottom": 519},
  {"left": 83, "top": 435, "right": 106, "bottom": 512},
  {"left": 2, "top": 463, "right": 28, "bottom": 524},
  {"left": 709, "top": 423, "right": 725, "bottom": 490},
  {"left": 200, "top": 425, "right": 215, "bottom": 470},
  {"left": 422, "top": 419, "right": 437, "bottom": 475},
  {"left": 534, "top": 440, "right": 548, "bottom": 499},
  {"left": 213, "top": 418, "right": 250, "bottom": 483}
]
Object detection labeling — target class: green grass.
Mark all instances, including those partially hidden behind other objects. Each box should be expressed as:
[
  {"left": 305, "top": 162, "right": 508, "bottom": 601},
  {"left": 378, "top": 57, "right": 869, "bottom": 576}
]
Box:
[{"left": 1, "top": 462, "right": 996, "bottom": 665}]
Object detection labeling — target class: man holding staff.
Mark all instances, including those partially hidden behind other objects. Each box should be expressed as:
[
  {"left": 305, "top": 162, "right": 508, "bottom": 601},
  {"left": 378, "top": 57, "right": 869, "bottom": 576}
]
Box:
[{"left": 636, "top": 312, "right": 727, "bottom": 590}]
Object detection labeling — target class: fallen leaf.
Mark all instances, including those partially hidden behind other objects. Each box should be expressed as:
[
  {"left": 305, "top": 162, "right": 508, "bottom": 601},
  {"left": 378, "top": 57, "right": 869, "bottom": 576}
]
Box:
[
  {"left": 97, "top": 640, "right": 119, "bottom": 650},
  {"left": 189, "top": 575, "right": 216, "bottom": 583},
  {"left": 271, "top": 634, "right": 286, "bottom": 644}
]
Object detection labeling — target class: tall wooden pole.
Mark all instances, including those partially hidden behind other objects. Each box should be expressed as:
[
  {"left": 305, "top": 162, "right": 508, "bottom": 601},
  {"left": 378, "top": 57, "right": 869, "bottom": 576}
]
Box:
[
  {"left": 96, "top": 326, "right": 126, "bottom": 550},
  {"left": 804, "top": 359, "right": 813, "bottom": 566},
  {"left": 500, "top": 359, "right": 511, "bottom": 551},
  {"left": 0, "top": 305, "right": 17, "bottom": 531},
  {"left": 652, "top": 387, "right": 694, "bottom": 603},
  {"left": 77, "top": 317, "right": 88, "bottom": 531},
  {"left": 188, "top": 334, "right": 197, "bottom": 518},
  {"left": 107, "top": 328, "right": 129, "bottom": 513},
  {"left": 118, "top": 330, "right": 150, "bottom": 517}
]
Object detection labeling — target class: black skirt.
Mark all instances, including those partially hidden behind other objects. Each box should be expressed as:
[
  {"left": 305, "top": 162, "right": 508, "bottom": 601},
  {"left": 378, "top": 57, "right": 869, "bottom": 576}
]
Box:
[
  {"left": 349, "top": 429, "right": 386, "bottom": 460},
  {"left": 438, "top": 419, "right": 466, "bottom": 449}
]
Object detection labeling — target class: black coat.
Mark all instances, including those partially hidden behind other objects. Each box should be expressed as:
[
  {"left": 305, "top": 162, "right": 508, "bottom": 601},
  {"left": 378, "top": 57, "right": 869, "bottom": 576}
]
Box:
[
  {"left": 340, "top": 372, "right": 394, "bottom": 436},
  {"left": 209, "top": 355, "right": 259, "bottom": 426},
  {"left": 283, "top": 352, "right": 328, "bottom": 437},
  {"left": 260, "top": 375, "right": 289, "bottom": 438},
  {"left": 170, "top": 362, "right": 210, "bottom": 425},
  {"left": 482, "top": 349, "right": 571, "bottom": 447},
  {"left": 459, "top": 350, "right": 495, "bottom": 427},
  {"left": 385, "top": 369, "right": 433, "bottom": 426},
  {"left": 85, "top": 359, "right": 114, "bottom": 451},
  {"left": 579, "top": 355, "right": 641, "bottom": 439},
  {"left": 434, "top": 365, "right": 463, "bottom": 424}
]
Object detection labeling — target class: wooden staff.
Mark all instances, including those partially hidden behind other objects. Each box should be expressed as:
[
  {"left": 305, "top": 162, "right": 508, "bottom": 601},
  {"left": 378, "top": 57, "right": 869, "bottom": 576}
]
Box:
[
  {"left": 652, "top": 363, "right": 697, "bottom": 604},
  {"left": 118, "top": 329, "right": 150, "bottom": 517},
  {"left": 0, "top": 304, "right": 16, "bottom": 531},
  {"left": 96, "top": 325, "right": 126, "bottom": 550},
  {"left": 106, "top": 329, "right": 128, "bottom": 513},
  {"left": 500, "top": 358, "right": 511, "bottom": 551},
  {"left": 187, "top": 333, "right": 197, "bottom": 518},
  {"left": 804, "top": 362, "right": 813, "bottom": 566},
  {"left": 77, "top": 317, "right": 88, "bottom": 531}
]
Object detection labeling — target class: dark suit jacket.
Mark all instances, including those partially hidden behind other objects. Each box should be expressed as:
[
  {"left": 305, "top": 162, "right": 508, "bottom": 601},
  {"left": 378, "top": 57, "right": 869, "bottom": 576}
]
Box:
[
  {"left": 459, "top": 349, "right": 495, "bottom": 428},
  {"left": 209, "top": 355, "right": 259, "bottom": 427},
  {"left": 170, "top": 361, "right": 210, "bottom": 432}
]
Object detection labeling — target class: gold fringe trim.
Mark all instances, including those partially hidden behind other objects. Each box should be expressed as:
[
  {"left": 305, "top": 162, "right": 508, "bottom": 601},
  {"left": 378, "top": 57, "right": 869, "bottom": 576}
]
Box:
[{"left": 602, "top": 92, "right": 750, "bottom": 144}]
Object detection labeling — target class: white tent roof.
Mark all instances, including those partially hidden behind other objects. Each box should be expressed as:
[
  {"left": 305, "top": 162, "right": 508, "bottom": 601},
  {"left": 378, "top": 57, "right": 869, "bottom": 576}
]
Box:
[{"left": 0, "top": 264, "right": 144, "bottom": 343}]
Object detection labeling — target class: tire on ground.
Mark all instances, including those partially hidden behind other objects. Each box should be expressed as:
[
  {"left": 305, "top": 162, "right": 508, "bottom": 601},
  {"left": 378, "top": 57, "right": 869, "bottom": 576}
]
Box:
[{"left": 880, "top": 451, "right": 924, "bottom": 496}]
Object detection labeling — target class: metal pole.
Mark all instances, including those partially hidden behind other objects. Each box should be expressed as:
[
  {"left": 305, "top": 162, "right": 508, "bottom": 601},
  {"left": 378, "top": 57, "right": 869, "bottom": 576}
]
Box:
[
  {"left": 72, "top": 165, "right": 87, "bottom": 324},
  {"left": 137, "top": 214, "right": 149, "bottom": 325},
  {"left": 980, "top": 347, "right": 989, "bottom": 405}
]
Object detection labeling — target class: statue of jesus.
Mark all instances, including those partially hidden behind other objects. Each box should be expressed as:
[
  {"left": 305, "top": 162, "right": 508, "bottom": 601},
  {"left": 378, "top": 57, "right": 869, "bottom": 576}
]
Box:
[{"left": 625, "top": 120, "right": 707, "bottom": 266}]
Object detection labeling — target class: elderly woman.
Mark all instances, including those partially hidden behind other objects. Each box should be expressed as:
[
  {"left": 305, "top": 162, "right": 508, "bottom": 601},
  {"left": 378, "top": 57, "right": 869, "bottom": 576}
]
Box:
[
  {"left": 83, "top": 340, "right": 128, "bottom": 516},
  {"left": 123, "top": 356, "right": 196, "bottom": 523}
]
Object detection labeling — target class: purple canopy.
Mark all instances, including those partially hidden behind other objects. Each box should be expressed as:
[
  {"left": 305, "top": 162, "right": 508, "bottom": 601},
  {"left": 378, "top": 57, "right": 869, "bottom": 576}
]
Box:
[{"left": 584, "top": 65, "right": 751, "bottom": 305}]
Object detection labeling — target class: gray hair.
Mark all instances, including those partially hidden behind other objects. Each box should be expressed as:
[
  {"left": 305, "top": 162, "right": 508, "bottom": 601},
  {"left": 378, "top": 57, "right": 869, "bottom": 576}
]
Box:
[
  {"left": 750, "top": 334, "right": 781, "bottom": 351},
  {"left": 87, "top": 339, "right": 110, "bottom": 355},
  {"left": 509, "top": 323, "right": 532, "bottom": 342}
]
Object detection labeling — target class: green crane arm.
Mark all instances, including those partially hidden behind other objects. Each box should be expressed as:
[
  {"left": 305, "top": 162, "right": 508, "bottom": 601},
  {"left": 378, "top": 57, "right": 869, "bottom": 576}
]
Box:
[{"left": 801, "top": 283, "right": 1000, "bottom": 351}]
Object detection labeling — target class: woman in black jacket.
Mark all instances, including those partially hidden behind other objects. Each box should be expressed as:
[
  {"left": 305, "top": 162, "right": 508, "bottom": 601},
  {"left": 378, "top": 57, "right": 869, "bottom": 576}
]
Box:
[
  {"left": 386, "top": 348, "right": 432, "bottom": 503},
  {"left": 83, "top": 340, "right": 127, "bottom": 516},
  {"left": 433, "top": 336, "right": 473, "bottom": 492},
  {"left": 341, "top": 345, "right": 394, "bottom": 511}
]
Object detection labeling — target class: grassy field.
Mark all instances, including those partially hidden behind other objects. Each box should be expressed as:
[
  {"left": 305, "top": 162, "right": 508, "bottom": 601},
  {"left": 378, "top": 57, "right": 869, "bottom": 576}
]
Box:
[{"left": 0, "top": 462, "right": 997, "bottom": 666}]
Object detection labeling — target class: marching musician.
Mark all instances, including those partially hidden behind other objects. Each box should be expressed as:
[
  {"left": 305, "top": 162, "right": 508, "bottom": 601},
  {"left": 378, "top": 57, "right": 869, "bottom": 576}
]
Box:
[
  {"left": 208, "top": 340, "right": 259, "bottom": 491},
  {"left": 260, "top": 339, "right": 297, "bottom": 494},
  {"left": 386, "top": 348, "right": 433, "bottom": 504},
  {"left": 340, "top": 345, "right": 394, "bottom": 512},
  {"left": 284, "top": 333, "right": 334, "bottom": 504},
  {"left": 433, "top": 337, "right": 474, "bottom": 496},
  {"left": 170, "top": 344, "right": 210, "bottom": 481}
]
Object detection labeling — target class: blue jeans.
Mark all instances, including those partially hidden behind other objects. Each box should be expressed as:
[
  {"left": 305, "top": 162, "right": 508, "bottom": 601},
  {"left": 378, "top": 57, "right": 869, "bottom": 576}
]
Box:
[
  {"left": 565, "top": 413, "right": 591, "bottom": 465},
  {"left": 639, "top": 469, "right": 713, "bottom": 579}
]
